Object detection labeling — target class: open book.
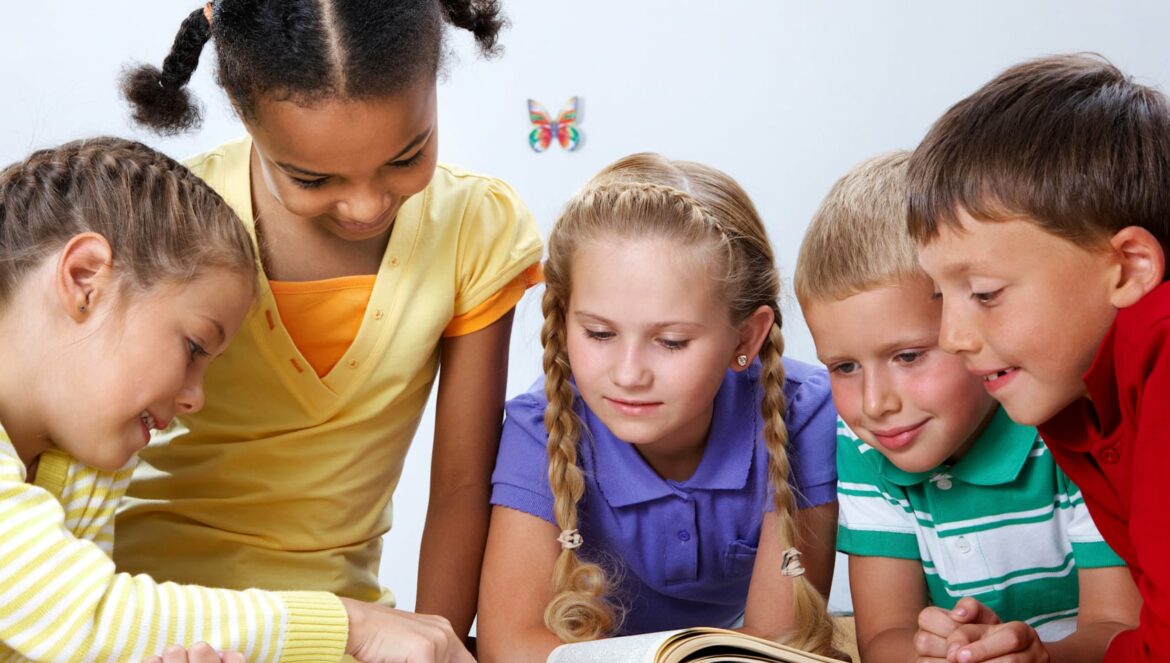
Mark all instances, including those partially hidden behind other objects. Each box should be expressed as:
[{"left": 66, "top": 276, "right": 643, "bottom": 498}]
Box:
[{"left": 546, "top": 627, "right": 842, "bottom": 663}]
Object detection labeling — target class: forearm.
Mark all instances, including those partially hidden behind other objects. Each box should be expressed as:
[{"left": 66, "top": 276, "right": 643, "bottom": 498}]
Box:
[
  {"left": 477, "top": 624, "right": 562, "bottom": 663},
  {"left": 1046, "top": 621, "right": 1138, "bottom": 663},
  {"left": 416, "top": 485, "right": 491, "bottom": 639},
  {"left": 860, "top": 627, "right": 923, "bottom": 663}
]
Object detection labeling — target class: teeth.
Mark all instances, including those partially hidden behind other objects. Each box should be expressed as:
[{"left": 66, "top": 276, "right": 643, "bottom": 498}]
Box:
[
  {"left": 983, "top": 369, "right": 1013, "bottom": 382},
  {"left": 140, "top": 411, "right": 157, "bottom": 430}
]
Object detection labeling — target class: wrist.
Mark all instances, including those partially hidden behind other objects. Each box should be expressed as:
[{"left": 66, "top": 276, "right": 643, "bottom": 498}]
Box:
[{"left": 339, "top": 597, "right": 363, "bottom": 655}]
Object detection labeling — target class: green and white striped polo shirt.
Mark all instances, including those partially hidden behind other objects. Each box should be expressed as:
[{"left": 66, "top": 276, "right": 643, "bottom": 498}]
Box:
[{"left": 837, "top": 407, "right": 1122, "bottom": 640}]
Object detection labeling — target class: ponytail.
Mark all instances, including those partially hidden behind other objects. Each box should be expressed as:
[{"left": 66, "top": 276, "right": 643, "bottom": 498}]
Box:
[
  {"left": 121, "top": 8, "right": 212, "bottom": 134},
  {"left": 439, "top": 0, "right": 506, "bottom": 55}
]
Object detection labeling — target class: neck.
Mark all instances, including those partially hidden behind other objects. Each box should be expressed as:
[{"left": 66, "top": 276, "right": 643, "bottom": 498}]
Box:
[{"left": 0, "top": 287, "right": 57, "bottom": 472}]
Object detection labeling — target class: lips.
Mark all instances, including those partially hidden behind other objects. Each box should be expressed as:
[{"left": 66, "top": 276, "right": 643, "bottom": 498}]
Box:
[
  {"left": 605, "top": 397, "right": 662, "bottom": 416},
  {"left": 975, "top": 366, "right": 1018, "bottom": 393},
  {"left": 870, "top": 420, "right": 927, "bottom": 451}
]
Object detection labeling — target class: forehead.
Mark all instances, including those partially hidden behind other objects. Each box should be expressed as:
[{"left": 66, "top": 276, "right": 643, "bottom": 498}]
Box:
[
  {"left": 247, "top": 81, "right": 437, "bottom": 173},
  {"left": 917, "top": 210, "right": 1070, "bottom": 279},
  {"left": 805, "top": 280, "right": 940, "bottom": 351},
  {"left": 569, "top": 237, "right": 728, "bottom": 322}
]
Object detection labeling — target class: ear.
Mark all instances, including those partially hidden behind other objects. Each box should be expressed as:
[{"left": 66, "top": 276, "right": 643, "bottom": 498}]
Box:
[
  {"left": 1108, "top": 226, "right": 1165, "bottom": 309},
  {"left": 56, "top": 233, "right": 114, "bottom": 322},
  {"left": 731, "top": 305, "right": 776, "bottom": 371}
]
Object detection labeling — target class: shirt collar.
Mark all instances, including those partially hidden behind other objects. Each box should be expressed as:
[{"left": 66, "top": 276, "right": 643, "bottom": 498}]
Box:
[
  {"left": 588, "top": 366, "right": 759, "bottom": 508},
  {"left": 878, "top": 407, "right": 1037, "bottom": 487}
]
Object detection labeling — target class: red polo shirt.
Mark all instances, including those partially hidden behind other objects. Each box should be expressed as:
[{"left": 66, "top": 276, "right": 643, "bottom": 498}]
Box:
[{"left": 1038, "top": 281, "right": 1170, "bottom": 661}]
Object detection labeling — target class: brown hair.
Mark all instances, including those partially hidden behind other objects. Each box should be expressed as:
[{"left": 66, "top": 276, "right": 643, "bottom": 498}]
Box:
[
  {"left": 541, "top": 153, "right": 836, "bottom": 654},
  {"left": 906, "top": 53, "right": 1170, "bottom": 258},
  {"left": 795, "top": 151, "right": 919, "bottom": 304},
  {"left": 0, "top": 136, "right": 256, "bottom": 303}
]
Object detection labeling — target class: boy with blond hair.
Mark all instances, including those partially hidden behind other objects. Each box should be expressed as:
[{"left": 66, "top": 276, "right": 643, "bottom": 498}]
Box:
[
  {"left": 795, "top": 151, "right": 1138, "bottom": 663},
  {"left": 910, "top": 53, "right": 1170, "bottom": 662}
]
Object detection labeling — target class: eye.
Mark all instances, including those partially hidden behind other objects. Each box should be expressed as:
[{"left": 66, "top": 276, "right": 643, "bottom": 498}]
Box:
[
  {"left": 658, "top": 338, "right": 689, "bottom": 352},
  {"left": 930, "top": 291, "right": 942, "bottom": 301},
  {"left": 970, "top": 288, "right": 1004, "bottom": 305},
  {"left": 893, "top": 350, "right": 925, "bottom": 365},
  {"left": 187, "top": 338, "right": 210, "bottom": 362},
  {"left": 390, "top": 149, "right": 426, "bottom": 169},
  {"left": 289, "top": 175, "right": 328, "bottom": 190},
  {"left": 583, "top": 329, "right": 614, "bottom": 342},
  {"left": 829, "top": 361, "right": 858, "bottom": 376}
]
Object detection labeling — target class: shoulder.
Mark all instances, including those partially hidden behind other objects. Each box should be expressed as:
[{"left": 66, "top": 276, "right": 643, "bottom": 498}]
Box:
[
  {"left": 777, "top": 357, "right": 834, "bottom": 434},
  {"left": 181, "top": 136, "right": 251, "bottom": 184},
  {"left": 1115, "top": 280, "right": 1170, "bottom": 350},
  {"left": 427, "top": 164, "right": 530, "bottom": 219}
]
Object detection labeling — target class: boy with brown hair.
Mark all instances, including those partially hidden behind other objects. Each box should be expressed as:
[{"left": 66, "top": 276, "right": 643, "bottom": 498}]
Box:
[
  {"left": 796, "top": 151, "right": 1137, "bottom": 663},
  {"left": 910, "top": 53, "right": 1170, "bottom": 662}
]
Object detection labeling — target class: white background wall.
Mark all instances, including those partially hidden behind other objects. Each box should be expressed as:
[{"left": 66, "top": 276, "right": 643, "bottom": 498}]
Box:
[{"left": 3, "top": 1, "right": 1169, "bottom": 616}]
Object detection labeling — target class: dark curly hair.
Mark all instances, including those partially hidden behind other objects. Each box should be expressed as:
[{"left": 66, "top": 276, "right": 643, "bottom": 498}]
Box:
[{"left": 122, "top": 0, "right": 505, "bottom": 135}]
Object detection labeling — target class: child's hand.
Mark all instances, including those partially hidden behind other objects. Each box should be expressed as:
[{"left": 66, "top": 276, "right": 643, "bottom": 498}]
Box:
[
  {"left": 340, "top": 598, "right": 475, "bottom": 663},
  {"left": 943, "top": 621, "right": 1050, "bottom": 662},
  {"left": 141, "top": 642, "right": 245, "bottom": 663},
  {"left": 914, "top": 598, "right": 1002, "bottom": 659}
]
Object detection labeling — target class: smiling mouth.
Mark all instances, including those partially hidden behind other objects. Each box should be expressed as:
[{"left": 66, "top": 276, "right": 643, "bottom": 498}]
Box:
[
  {"left": 139, "top": 411, "right": 157, "bottom": 431},
  {"left": 983, "top": 368, "right": 1016, "bottom": 382}
]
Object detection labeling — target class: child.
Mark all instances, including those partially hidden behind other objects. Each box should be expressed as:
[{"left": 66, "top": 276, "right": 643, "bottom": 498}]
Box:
[
  {"left": 477, "top": 153, "right": 841, "bottom": 662},
  {"left": 794, "top": 151, "right": 1140, "bottom": 663},
  {"left": 0, "top": 137, "right": 472, "bottom": 662},
  {"left": 116, "top": 0, "right": 542, "bottom": 642},
  {"left": 909, "top": 54, "right": 1170, "bottom": 662}
]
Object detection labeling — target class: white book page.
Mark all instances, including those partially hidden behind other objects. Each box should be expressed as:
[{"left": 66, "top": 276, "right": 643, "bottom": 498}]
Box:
[{"left": 546, "top": 631, "right": 682, "bottom": 663}]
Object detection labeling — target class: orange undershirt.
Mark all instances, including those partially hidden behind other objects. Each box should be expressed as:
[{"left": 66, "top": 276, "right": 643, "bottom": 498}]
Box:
[{"left": 270, "top": 263, "right": 542, "bottom": 377}]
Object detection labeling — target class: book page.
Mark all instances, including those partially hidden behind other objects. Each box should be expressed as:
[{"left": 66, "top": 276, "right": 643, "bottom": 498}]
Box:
[{"left": 546, "top": 630, "right": 681, "bottom": 663}]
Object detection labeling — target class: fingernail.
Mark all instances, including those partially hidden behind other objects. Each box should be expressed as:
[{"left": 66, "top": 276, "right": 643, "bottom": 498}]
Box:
[
  {"left": 959, "top": 650, "right": 972, "bottom": 663},
  {"left": 947, "top": 643, "right": 960, "bottom": 657},
  {"left": 954, "top": 607, "right": 967, "bottom": 618}
]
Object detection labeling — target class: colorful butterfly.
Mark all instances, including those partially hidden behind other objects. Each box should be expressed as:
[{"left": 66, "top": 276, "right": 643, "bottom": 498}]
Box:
[{"left": 528, "top": 97, "right": 581, "bottom": 152}]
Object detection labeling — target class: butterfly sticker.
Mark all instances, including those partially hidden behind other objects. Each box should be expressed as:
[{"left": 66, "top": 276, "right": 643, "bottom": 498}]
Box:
[{"left": 528, "top": 97, "right": 582, "bottom": 152}]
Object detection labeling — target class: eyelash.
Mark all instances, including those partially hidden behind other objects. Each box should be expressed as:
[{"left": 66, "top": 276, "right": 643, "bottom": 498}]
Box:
[
  {"left": 187, "top": 339, "right": 210, "bottom": 362},
  {"left": 287, "top": 150, "right": 428, "bottom": 190},
  {"left": 582, "top": 330, "right": 689, "bottom": 351},
  {"left": 971, "top": 288, "right": 1004, "bottom": 305},
  {"left": 894, "top": 350, "right": 925, "bottom": 365}
]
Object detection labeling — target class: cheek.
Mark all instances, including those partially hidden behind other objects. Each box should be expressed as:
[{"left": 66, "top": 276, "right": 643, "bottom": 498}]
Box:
[
  {"left": 828, "top": 377, "right": 862, "bottom": 423},
  {"left": 912, "top": 360, "right": 991, "bottom": 417}
]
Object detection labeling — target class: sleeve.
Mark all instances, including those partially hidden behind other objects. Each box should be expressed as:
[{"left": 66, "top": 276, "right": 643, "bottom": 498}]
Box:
[
  {"left": 0, "top": 455, "right": 347, "bottom": 663},
  {"left": 490, "top": 390, "right": 558, "bottom": 525},
  {"left": 1105, "top": 319, "right": 1170, "bottom": 661},
  {"left": 443, "top": 263, "right": 542, "bottom": 337},
  {"left": 835, "top": 420, "right": 921, "bottom": 560},
  {"left": 449, "top": 176, "right": 543, "bottom": 321},
  {"left": 1057, "top": 470, "right": 1125, "bottom": 569},
  {"left": 781, "top": 361, "right": 838, "bottom": 509}
]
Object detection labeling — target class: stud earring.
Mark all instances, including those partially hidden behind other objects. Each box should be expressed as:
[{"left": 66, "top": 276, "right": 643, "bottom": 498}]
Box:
[
  {"left": 78, "top": 304, "right": 87, "bottom": 314},
  {"left": 736, "top": 354, "right": 748, "bottom": 367}
]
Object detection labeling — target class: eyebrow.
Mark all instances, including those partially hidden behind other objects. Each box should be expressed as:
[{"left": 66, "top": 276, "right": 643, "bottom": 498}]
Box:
[
  {"left": 274, "top": 126, "right": 434, "bottom": 178},
  {"left": 573, "top": 311, "right": 708, "bottom": 330},
  {"left": 200, "top": 316, "right": 227, "bottom": 351}
]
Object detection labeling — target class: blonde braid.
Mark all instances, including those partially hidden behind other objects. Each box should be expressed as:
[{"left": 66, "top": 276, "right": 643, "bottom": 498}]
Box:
[
  {"left": 759, "top": 317, "right": 837, "bottom": 655},
  {"left": 540, "top": 285, "right": 617, "bottom": 641}
]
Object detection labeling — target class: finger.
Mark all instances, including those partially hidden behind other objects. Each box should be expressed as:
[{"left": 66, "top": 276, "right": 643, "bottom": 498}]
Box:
[
  {"left": 220, "top": 652, "right": 247, "bottom": 663},
  {"left": 160, "top": 644, "right": 190, "bottom": 663},
  {"left": 918, "top": 606, "right": 963, "bottom": 638},
  {"left": 188, "top": 642, "right": 221, "bottom": 663},
  {"left": 950, "top": 623, "right": 1038, "bottom": 663},
  {"left": 949, "top": 597, "right": 1001, "bottom": 626},
  {"left": 914, "top": 629, "right": 951, "bottom": 658},
  {"left": 141, "top": 657, "right": 163, "bottom": 663}
]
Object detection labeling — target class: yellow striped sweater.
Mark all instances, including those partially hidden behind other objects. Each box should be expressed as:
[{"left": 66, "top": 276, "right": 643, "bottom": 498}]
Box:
[{"left": 0, "top": 438, "right": 348, "bottom": 662}]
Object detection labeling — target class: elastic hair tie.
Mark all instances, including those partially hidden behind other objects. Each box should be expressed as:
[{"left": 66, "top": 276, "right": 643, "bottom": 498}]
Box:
[
  {"left": 556, "top": 529, "right": 583, "bottom": 550},
  {"left": 780, "top": 547, "right": 805, "bottom": 577}
]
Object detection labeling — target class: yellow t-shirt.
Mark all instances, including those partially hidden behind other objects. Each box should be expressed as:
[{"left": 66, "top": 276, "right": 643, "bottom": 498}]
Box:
[{"left": 114, "top": 136, "right": 543, "bottom": 605}]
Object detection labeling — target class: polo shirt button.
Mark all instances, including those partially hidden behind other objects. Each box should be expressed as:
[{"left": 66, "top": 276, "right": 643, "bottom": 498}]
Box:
[
  {"left": 936, "top": 478, "right": 952, "bottom": 490},
  {"left": 1101, "top": 448, "right": 1120, "bottom": 464},
  {"left": 374, "top": 309, "right": 384, "bottom": 320},
  {"left": 956, "top": 536, "right": 972, "bottom": 554},
  {"left": 347, "top": 359, "right": 359, "bottom": 369},
  {"left": 389, "top": 256, "right": 400, "bottom": 267},
  {"left": 677, "top": 530, "right": 691, "bottom": 542}
]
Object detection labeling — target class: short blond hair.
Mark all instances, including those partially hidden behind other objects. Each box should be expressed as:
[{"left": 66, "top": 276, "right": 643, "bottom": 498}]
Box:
[{"left": 794, "top": 151, "right": 922, "bottom": 305}]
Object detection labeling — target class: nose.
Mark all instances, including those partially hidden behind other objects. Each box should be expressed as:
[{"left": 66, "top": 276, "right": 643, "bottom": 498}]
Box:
[
  {"left": 175, "top": 373, "right": 206, "bottom": 414},
  {"left": 338, "top": 181, "right": 391, "bottom": 223},
  {"left": 610, "top": 343, "right": 651, "bottom": 390},
  {"left": 861, "top": 368, "right": 899, "bottom": 420},
  {"left": 938, "top": 300, "right": 980, "bottom": 355}
]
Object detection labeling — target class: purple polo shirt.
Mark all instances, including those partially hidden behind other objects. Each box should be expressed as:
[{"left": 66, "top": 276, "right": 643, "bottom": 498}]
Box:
[{"left": 491, "top": 358, "right": 837, "bottom": 634}]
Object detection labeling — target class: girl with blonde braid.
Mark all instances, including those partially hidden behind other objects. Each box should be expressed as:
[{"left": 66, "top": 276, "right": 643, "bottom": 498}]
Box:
[{"left": 478, "top": 154, "right": 840, "bottom": 662}]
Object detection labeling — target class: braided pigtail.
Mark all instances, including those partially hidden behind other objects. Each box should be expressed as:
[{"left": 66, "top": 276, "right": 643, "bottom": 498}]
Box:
[
  {"left": 759, "top": 317, "right": 837, "bottom": 655},
  {"left": 539, "top": 284, "right": 617, "bottom": 641},
  {"left": 121, "top": 8, "right": 212, "bottom": 134}
]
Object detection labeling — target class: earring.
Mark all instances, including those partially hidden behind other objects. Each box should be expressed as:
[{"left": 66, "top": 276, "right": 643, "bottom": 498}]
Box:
[
  {"left": 736, "top": 354, "right": 748, "bottom": 367},
  {"left": 78, "top": 304, "right": 87, "bottom": 314}
]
